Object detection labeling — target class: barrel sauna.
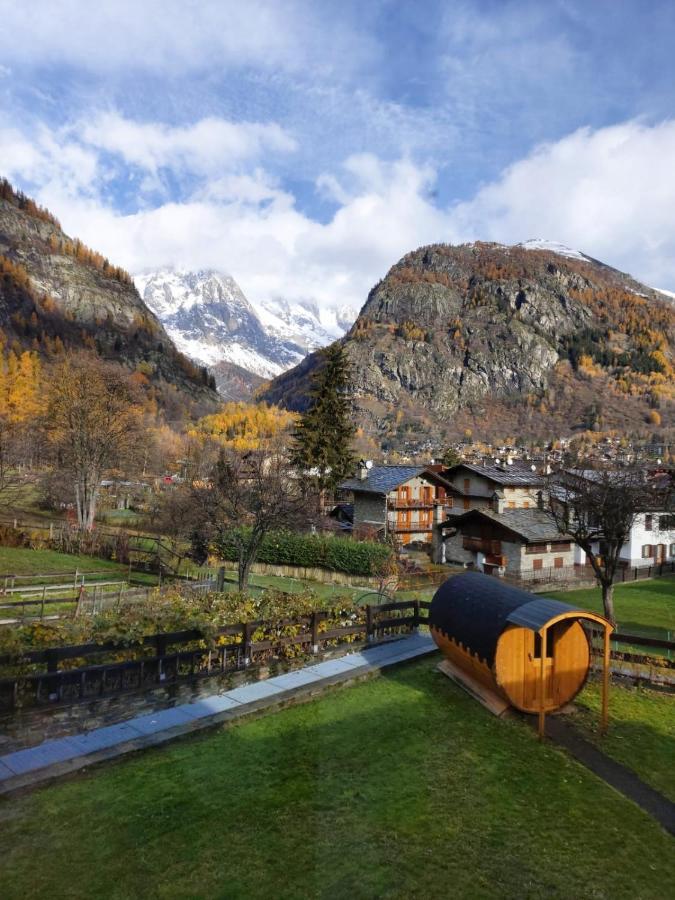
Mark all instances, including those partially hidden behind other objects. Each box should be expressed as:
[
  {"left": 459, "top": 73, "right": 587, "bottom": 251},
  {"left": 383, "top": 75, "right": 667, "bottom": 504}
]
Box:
[{"left": 429, "top": 571, "right": 610, "bottom": 714}]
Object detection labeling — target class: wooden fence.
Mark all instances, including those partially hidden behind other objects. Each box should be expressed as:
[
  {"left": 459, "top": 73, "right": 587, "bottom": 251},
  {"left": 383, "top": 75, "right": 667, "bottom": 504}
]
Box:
[
  {"left": 0, "top": 573, "right": 217, "bottom": 625},
  {"left": 0, "top": 599, "right": 423, "bottom": 710},
  {"left": 501, "top": 560, "right": 675, "bottom": 590},
  {"left": 1, "top": 597, "right": 672, "bottom": 710}
]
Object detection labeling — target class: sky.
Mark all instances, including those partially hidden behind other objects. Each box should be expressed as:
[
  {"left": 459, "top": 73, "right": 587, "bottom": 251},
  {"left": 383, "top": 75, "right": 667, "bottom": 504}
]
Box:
[{"left": 1, "top": 0, "right": 675, "bottom": 313}]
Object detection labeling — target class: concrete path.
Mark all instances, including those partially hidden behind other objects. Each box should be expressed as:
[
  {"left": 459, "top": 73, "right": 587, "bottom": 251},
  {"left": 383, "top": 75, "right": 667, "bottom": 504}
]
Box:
[{"left": 0, "top": 633, "right": 436, "bottom": 797}]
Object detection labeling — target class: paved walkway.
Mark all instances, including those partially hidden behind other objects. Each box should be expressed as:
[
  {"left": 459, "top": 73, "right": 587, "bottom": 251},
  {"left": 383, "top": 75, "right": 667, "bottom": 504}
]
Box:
[{"left": 0, "top": 633, "right": 436, "bottom": 796}]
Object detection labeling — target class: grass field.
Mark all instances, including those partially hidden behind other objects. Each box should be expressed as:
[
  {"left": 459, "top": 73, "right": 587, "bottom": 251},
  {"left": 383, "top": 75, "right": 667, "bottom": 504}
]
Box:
[
  {"left": 548, "top": 577, "right": 675, "bottom": 637},
  {"left": 575, "top": 677, "right": 675, "bottom": 802},
  {"left": 0, "top": 658, "right": 672, "bottom": 900},
  {"left": 0, "top": 546, "right": 131, "bottom": 579}
]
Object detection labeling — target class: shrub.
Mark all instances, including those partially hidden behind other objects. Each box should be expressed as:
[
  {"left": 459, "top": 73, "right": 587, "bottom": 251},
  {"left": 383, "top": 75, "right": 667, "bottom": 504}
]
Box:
[{"left": 211, "top": 529, "right": 392, "bottom": 576}]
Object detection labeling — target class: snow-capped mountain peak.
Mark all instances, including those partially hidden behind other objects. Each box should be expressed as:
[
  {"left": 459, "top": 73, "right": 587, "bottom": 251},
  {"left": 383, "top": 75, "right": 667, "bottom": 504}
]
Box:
[
  {"left": 517, "top": 239, "right": 590, "bottom": 261},
  {"left": 134, "top": 269, "right": 354, "bottom": 388}
]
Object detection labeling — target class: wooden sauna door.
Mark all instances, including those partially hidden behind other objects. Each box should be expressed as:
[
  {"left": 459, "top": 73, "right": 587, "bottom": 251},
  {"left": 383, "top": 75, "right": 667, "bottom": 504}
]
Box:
[{"left": 523, "top": 630, "right": 553, "bottom": 708}]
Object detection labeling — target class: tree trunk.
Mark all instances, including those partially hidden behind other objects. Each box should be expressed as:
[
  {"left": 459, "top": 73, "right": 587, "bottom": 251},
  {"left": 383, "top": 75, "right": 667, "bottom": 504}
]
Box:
[
  {"left": 238, "top": 555, "right": 253, "bottom": 592},
  {"left": 238, "top": 533, "right": 263, "bottom": 592},
  {"left": 601, "top": 581, "right": 616, "bottom": 626}
]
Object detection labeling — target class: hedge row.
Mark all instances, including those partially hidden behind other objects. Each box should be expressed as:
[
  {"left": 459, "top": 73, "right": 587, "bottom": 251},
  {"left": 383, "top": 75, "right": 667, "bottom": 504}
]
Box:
[{"left": 212, "top": 529, "right": 393, "bottom": 576}]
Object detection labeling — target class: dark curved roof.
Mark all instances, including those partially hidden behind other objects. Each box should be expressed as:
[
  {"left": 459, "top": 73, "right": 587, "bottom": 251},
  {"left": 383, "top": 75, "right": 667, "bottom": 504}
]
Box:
[{"left": 428, "top": 571, "right": 583, "bottom": 667}]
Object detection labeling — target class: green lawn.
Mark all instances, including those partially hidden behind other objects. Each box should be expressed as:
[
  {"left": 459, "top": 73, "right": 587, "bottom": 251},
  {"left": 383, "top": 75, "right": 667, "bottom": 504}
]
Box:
[
  {"left": 548, "top": 577, "right": 675, "bottom": 637},
  {"left": 0, "top": 546, "right": 131, "bottom": 579},
  {"left": 219, "top": 569, "right": 379, "bottom": 606},
  {"left": 575, "top": 678, "right": 675, "bottom": 803},
  {"left": 0, "top": 658, "right": 672, "bottom": 900}
]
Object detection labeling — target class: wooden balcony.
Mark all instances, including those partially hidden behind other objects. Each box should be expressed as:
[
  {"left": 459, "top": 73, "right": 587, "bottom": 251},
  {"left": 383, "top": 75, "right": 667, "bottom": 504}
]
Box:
[
  {"left": 391, "top": 497, "right": 438, "bottom": 509},
  {"left": 463, "top": 536, "right": 502, "bottom": 555}
]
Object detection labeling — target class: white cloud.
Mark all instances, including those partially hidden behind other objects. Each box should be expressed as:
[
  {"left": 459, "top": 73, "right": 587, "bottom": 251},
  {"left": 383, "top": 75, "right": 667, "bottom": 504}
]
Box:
[
  {"left": 0, "top": 0, "right": 376, "bottom": 79},
  {"left": 453, "top": 120, "right": 675, "bottom": 288},
  {"left": 4, "top": 116, "right": 675, "bottom": 321},
  {"left": 80, "top": 112, "right": 296, "bottom": 177}
]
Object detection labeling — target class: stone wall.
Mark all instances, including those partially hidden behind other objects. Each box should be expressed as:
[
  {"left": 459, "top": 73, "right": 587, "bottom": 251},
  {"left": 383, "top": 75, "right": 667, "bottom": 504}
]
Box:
[{"left": 218, "top": 559, "right": 381, "bottom": 588}]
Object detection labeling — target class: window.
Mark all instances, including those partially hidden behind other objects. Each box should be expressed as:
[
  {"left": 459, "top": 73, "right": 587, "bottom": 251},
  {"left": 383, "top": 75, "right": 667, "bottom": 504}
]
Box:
[
  {"left": 642, "top": 544, "right": 652, "bottom": 558},
  {"left": 508, "top": 501, "right": 516, "bottom": 509},
  {"left": 659, "top": 515, "right": 675, "bottom": 530},
  {"left": 463, "top": 478, "right": 471, "bottom": 493},
  {"left": 533, "top": 632, "right": 554, "bottom": 658},
  {"left": 532, "top": 558, "right": 543, "bottom": 570},
  {"left": 523, "top": 501, "right": 530, "bottom": 509},
  {"left": 554, "top": 557, "right": 564, "bottom": 568},
  {"left": 645, "top": 515, "right": 653, "bottom": 531},
  {"left": 670, "top": 543, "right": 675, "bottom": 557},
  {"left": 463, "top": 498, "right": 470, "bottom": 510},
  {"left": 550, "top": 541, "right": 571, "bottom": 552},
  {"left": 525, "top": 542, "right": 547, "bottom": 554}
]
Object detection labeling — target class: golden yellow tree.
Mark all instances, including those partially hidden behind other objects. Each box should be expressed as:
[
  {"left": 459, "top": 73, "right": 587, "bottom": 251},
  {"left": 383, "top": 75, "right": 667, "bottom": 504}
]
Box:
[{"left": 47, "top": 355, "right": 143, "bottom": 530}]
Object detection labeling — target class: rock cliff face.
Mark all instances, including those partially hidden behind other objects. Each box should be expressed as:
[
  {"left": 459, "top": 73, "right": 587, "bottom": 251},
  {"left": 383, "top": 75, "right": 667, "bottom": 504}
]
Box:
[
  {"left": 0, "top": 186, "right": 217, "bottom": 409},
  {"left": 261, "top": 241, "right": 674, "bottom": 445}
]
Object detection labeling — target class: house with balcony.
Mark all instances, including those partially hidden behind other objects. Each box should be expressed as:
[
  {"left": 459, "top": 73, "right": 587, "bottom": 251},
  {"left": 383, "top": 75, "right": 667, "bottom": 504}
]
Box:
[
  {"left": 434, "top": 505, "right": 575, "bottom": 578},
  {"left": 552, "top": 468, "right": 675, "bottom": 569},
  {"left": 440, "top": 461, "right": 546, "bottom": 512},
  {"left": 338, "top": 463, "right": 455, "bottom": 546}
]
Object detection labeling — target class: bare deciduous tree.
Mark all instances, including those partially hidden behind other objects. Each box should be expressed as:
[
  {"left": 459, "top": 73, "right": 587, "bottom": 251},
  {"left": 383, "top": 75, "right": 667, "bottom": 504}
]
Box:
[
  {"left": 47, "top": 355, "right": 142, "bottom": 530},
  {"left": 548, "top": 465, "right": 668, "bottom": 624},
  {"left": 199, "top": 445, "right": 316, "bottom": 591}
]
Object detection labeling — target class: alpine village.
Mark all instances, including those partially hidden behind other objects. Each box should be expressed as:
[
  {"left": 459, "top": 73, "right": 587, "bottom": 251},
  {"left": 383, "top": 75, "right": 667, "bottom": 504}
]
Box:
[{"left": 0, "top": 6, "right": 674, "bottom": 899}]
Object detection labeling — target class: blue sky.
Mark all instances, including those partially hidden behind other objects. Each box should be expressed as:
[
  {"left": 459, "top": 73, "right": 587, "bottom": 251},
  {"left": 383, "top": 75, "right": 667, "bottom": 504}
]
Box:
[{"left": 1, "top": 0, "right": 675, "bottom": 311}]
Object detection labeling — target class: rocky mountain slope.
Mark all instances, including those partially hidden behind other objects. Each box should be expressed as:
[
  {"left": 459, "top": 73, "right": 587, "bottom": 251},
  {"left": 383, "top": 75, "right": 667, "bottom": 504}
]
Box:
[
  {"left": 0, "top": 180, "right": 218, "bottom": 414},
  {"left": 135, "top": 269, "right": 355, "bottom": 391},
  {"left": 261, "top": 240, "right": 675, "bottom": 447}
]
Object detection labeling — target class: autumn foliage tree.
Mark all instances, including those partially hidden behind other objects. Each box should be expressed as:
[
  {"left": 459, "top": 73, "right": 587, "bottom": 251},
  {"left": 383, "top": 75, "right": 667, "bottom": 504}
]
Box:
[
  {"left": 196, "top": 444, "right": 314, "bottom": 590},
  {"left": 547, "top": 465, "right": 668, "bottom": 624},
  {"left": 47, "top": 355, "right": 143, "bottom": 530}
]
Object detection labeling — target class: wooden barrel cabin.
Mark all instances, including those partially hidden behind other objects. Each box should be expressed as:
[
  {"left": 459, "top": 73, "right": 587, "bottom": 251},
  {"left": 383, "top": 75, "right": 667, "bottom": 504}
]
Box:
[{"left": 429, "top": 572, "right": 613, "bottom": 732}]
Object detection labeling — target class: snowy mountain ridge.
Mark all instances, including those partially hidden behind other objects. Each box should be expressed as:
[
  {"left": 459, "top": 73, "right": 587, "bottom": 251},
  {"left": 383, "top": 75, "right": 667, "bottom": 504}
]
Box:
[{"left": 134, "top": 269, "right": 355, "bottom": 385}]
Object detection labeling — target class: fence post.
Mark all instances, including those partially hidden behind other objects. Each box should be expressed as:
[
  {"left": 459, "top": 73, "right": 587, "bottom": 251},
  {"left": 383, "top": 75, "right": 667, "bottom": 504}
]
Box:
[
  {"left": 243, "top": 621, "right": 253, "bottom": 666},
  {"left": 216, "top": 566, "right": 225, "bottom": 592},
  {"left": 157, "top": 635, "right": 167, "bottom": 681},
  {"left": 41, "top": 585, "right": 46, "bottom": 620},
  {"left": 634, "top": 567, "right": 637, "bottom": 581},
  {"left": 412, "top": 599, "right": 420, "bottom": 633},
  {"left": 46, "top": 649, "right": 59, "bottom": 701},
  {"left": 366, "top": 603, "right": 374, "bottom": 643},
  {"left": 311, "top": 610, "right": 320, "bottom": 654}
]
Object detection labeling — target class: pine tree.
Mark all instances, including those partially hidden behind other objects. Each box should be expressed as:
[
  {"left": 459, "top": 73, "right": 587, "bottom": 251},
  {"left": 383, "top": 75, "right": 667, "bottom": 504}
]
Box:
[{"left": 290, "top": 342, "right": 355, "bottom": 494}]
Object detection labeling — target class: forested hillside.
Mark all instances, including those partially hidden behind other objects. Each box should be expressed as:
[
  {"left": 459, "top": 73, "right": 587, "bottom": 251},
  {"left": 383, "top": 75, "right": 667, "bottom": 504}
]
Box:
[
  {"left": 261, "top": 241, "right": 674, "bottom": 447},
  {"left": 0, "top": 179, "right": 218, "bottom": 422}
]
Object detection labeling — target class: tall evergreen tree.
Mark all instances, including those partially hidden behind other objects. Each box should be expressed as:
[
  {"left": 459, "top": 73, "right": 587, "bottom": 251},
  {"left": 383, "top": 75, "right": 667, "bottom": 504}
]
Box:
[{"left": 291, "top": 342, "right": 355, "bottom": 494}]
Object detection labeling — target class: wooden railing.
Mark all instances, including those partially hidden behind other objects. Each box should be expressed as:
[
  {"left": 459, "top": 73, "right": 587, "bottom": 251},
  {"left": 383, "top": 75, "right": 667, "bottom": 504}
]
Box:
[{"left": 0, "top": 599, "right": 427, "bottom": 710}]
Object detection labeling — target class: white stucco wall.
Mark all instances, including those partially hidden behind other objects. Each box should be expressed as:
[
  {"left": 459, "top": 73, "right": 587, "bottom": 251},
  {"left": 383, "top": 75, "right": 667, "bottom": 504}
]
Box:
[{"left": 576, "top": 512, "right": 675, "bottom": 567}]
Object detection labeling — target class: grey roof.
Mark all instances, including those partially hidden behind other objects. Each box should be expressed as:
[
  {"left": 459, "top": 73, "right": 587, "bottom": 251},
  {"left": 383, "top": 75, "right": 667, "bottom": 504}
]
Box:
[
  {"left": 449, "top": 462, "right": 546, "bottom": 487},
  {"left": 506, "top": 597, "right": 583, "bottom": 631},
  {"left": 339, "top": 466, "right": 428, "bottom": 495},
  {"left": 444, "top": 507, "right": 569, "bottom": 542}
]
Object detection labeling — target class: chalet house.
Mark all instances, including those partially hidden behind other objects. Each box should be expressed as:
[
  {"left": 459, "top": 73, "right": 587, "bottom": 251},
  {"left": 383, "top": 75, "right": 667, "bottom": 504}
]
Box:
[
  {"left": 553, "top": 469, "right": 675, "bottom": 569},
  {"left": 614, "top": 511, "right": 675, "bottom": 567},
  {"left": 439, "top": 462, "right": 546, "bottom": 513},
  {"left": 338, "top": 463, "right": 454, "bottom": 546},
  {"left": 435, "top": 507, "right": 575, "bottom": 578}
]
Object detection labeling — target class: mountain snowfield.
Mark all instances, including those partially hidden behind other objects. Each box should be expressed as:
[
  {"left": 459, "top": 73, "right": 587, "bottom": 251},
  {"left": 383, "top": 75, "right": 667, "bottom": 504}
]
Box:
[{"left": 135, "top": 269, "right": 356, "bottom": 382}]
